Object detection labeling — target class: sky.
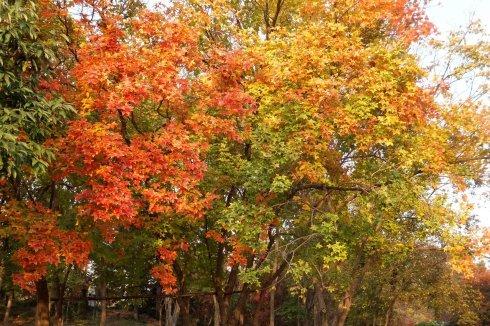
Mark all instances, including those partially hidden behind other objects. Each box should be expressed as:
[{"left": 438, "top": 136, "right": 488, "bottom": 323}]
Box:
[
  {"left": 426, "top": 0, "right": 489, "bottom": 228},
  {"left": 426, "top": 0, "right": 490, "bottom": 34}
]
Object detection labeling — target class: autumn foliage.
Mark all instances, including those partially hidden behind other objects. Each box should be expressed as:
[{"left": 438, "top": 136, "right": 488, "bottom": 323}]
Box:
[{"left": 0, "top": 0, "right": 488, "bottom": 325}]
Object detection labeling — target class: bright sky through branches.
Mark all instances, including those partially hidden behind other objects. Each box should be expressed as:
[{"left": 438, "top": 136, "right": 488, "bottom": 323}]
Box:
[{"left": 426, "top": 0, "right": 489, "bottom": 227}]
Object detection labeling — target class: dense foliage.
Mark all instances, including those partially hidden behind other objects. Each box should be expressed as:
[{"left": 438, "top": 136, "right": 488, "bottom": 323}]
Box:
[{"left": 0, "top": 0, "right": 488, "bottom": 325}]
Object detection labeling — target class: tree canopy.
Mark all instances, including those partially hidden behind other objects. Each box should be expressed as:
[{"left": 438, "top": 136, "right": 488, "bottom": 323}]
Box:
[{"left": 0, "top": 0, "right": 488, "bottom": 325}]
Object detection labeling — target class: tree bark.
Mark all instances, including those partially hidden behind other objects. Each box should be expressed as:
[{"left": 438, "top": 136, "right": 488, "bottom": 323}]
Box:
[
  {"left": 212, "top": 288, "right": 232, "bottom": 325},
  {"left": 3, "top": 289, "right": 13, "bottom": 326},
  {"left": 164, "top": 297, "right": 179, "bottom": 326},
  {"left": 384, "top": 300, "right": 395, "bottom": 326},
  {"left": 252, "top": 294, "right": 267, "bottom": 326},
  {"left": 35, "top": 278, "right": 50, "bottom": 326},
  {"left": 333, "top": 290, "right": 352, "bottom": 326},
  {"left": 179, "top": 297, "right": 192, "bottom": 326},
  {"left": 231, "top": 287, "right": 248, "bottom": 326},
  {"left": 333, "top": 276, "right": 365, "bottom": 326},
  {"left": 55, "top": 267, "right": 71, "bottom": 326},
  {"left": 313, "top": 282, "right": 328, "bottom": 326},
  {"left": 99, "top": 282, "right": 107, "bottom": 326},
  {"left": 269, "top": 287, "right": 275, "bottom": 326},
  {"left": 156, "top": 285, "right": 163, "bottom": 326},
  {"left": 79, "top": 286, "right": 88, "bottom": 316},
  {"left": 270, "top": 242, "right": 278, "bottom": 326},
  {"left": 213, "top": 295, "right": 221, "bottom": 326},
  {"left": 158, "top": 300, "right": 164, "bottom": 326}
]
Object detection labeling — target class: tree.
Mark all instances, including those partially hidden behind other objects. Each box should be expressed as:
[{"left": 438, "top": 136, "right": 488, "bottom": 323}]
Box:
[
  {"left": 0, "top": 1, "right": 90, "bottom": 325},
  {"left": 1, "top": 1, "right": 487, "bottom": 325}
]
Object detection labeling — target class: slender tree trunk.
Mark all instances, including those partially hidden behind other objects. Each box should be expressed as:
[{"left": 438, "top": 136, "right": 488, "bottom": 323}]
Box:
[
  {"left": 55, "top": 268, "right": 70, "bottom": 326},
  {"left": 3, "top": 289, "right": 13, "bottom": 325},
  {"left": 55, "top": 284, "right": 64, "bottom": 326},
  {"left": 35, "top": 278, "right": 50, "bottom": 326},
  {"left": 213, "top": 295, "right": 221, "bottom": 326},
  {"left": 232, "top": 289, "right": 247, "bottom": 326},
  {"left": 164, "top": 297, "right": 180, "bottom": 326},
  {"left": 156, "top": 286, "right": 163, "bottom": 326},
  {"left": 158, "top": 301, "right": 164, "bottom": 326},
  {"left": 99, "top": 282, "right": 107, "bottom": 326},
  {"left": 333, "top": 288, "right": 353, "bottom": 326},
  {"left": 305, "top": 288, "right": 315, "bottom": 326},
  {"left": 332, "top": 254, "right": 369, "bottom": 326},
  {"left": 79, "top": 286, "right": 88, "bottom": 316},
  {"left": 313, "top": 282, "right": 328, "bottom": 326},
  {"left": 270, "top": 242, "right": 278, "bottom": 326},
  {"left": 178, "top": 297, "right": 190, "bottom": 326},
  {"left": 215, "top": 292, "right": 230, "bottom": 326},
  {"left": 384, "top": 301, "right": 395, "bottom": 326},
  {"left": 211, "top": 290, "right": 232, "bottom": 326},
  {"left": 252, "top": 293, "right": 268, "bottom": 326},
  {"left": 269, "top": 287, "right": 275, "bottom": 326}
]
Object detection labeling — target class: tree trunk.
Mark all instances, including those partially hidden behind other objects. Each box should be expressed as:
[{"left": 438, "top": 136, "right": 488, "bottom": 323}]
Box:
[
  {"left": 35, "top": 278, "right": 50, "bottom": 326},
  {"left": 333, "top": 289, "right": 352, "bottom": 326},
  {"left": 210, "top": 290, "right": 232, "bottom": 326},
  {"left": 99, "top": 282, "right": 107, "bottom": 326},
  {"left": 313, "top": 282, "right": 328, "bottom": 326},
  {"left": 384, "top": 301, "right": 395, "bottom": 326},
  {"left": 56, "top": 268, "right": 70, "bottom": 326},
  {"left": 269, "top": 287, "right": 275, "bottom": 326},
  {"left": 3, "top": 289, "right": 13, "bottom": 326},
  {"left": 252, "top": 293, "right": 268, "bottom": 326},
  {"left": 213, "top": 295, "right": 221, "bottom": 326},
  {"left": 156, "top": 286, "right": 163, "bottom": 326},
  {"left": 214, "top": 292, "right": 231, "bottom": 326},
  {"left": 78, "top": 276, "right": 90, "bottom": 316},
  {"left": 270, "top": 242, "right": 278, "bottom": 326},
  {"left": 158, "top": 300, "right": 164, "bottom": 326},
  {"left": 332, "top": 257, "right": 368, "bottom": 326},
  {"left": 177, "top": 297, "right": 191, "bottom": 326},
  {"left": 164, "top": 297, "right": 179, "bottom": 326},
  {"left": 55, "top": 289, "right": 64, "bottom": 325}
]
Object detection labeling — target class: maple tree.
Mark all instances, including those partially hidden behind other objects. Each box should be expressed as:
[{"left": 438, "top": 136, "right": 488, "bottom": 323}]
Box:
[
  {"left": 0, "top": 0, "right": 89, "bottom": 325},
  {"left": 0, "top": 0, "right": 488, "bottom": 325}
]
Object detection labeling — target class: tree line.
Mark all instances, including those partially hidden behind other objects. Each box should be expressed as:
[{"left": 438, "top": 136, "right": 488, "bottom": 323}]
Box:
[{"left": 0, "top": 0, "right": 489, "bottom": 325}]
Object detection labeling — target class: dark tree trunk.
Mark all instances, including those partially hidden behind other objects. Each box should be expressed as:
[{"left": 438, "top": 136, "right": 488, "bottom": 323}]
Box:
[
  {"left": 270, "top": 243, "right": 278, "bottom": 326},
  {"left": 333, "top": 278, "right": 362, "bottom": 326},
  {"left": 384, "top": 300, "right": 396, "bottom": 326},
  {"left": 212, "top": 295, "right": 221, "bottom": 326},
  {"left": 178, "top": 297, "right": 191, "bottom": 326},
  {"left": 313, "top": 282, "right": 328, "bottom": 326},
  {"left": 99, "top": 282, "right": 107, "bottom": 326},
  {"left": 231, "top": 285, "right": 250, "bottom": 326},
  {"left": 269, "top": 286, "right": 276, "bottom": 326},
  {"left": 78, "top": 276, "right": 90, "bottom": 316},
  {"left": 251, "top": 292, "right": 269, "bottom": 326},
  {"left": 215, "top": 292, "right": 233, "bottom": 326},
  {"left": 156, "top": 285, "right": 163, "bottom": 326},
  {"left": 55, "top": 282, "right": 64, "bottom": 326},
  {"left": 164, "top": 297, "right": 179, "bottom": 326},
  {"left": 3, "top": 289, "right": 13, "bottom": 325},
  {"left": 55, "top": 268, "right": 70, "bottom": 326},
  {"left": 35, "top": 278, "right": 50, "bottom": 326}
]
